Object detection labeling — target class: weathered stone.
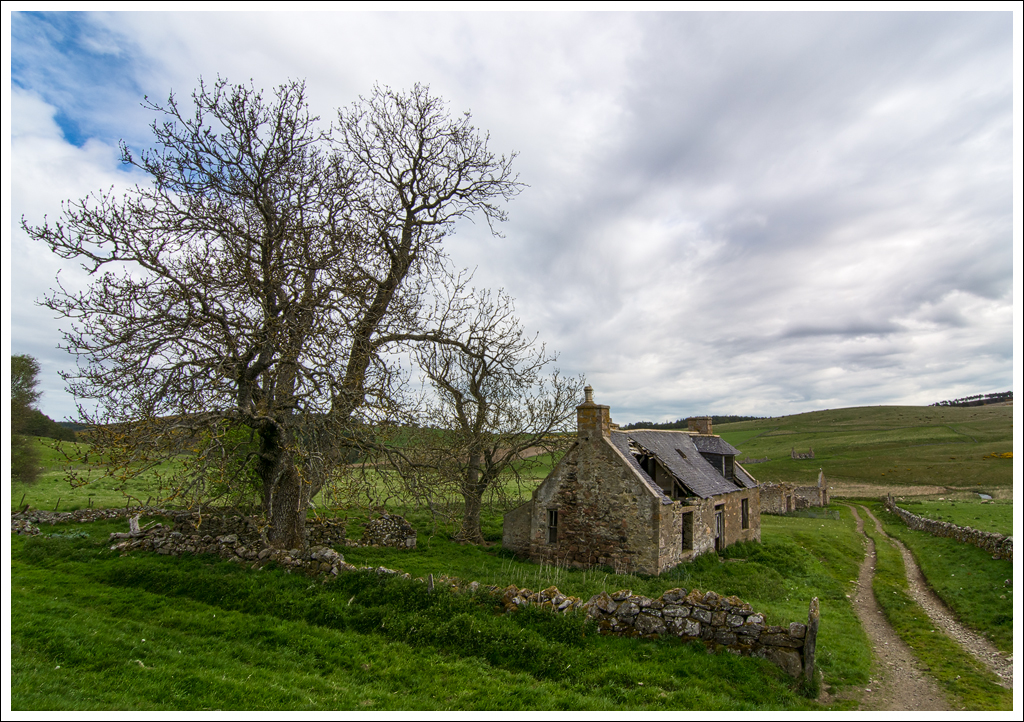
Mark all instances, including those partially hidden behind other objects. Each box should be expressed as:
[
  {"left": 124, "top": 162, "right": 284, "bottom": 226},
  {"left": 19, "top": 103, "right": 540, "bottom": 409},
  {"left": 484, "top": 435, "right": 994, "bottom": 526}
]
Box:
[
  {"left": 662, "top": 587, "right": 687, "bottom": 603},
  {"left": 714, "top": 630, "right": 737, "bottom": 646},
  {"left": 615, "top": 601, "right": 640, "bottom": 618},
  {"left": 760, "top": 633, "right": 805, "bottom": 648},
  {"left": 692, "top": 608, "right": 712, "bottom": 624},
  {"left": 711, "top": 611, "right": 727, "bottom": 626},
  {"left": 789, "top": 622, "right": 806, "bottom": 639},
  {"left": 611, "top": 589, "right": 632, "bottom": 601},
  {"left": 754, "top": 646, "right": 803, "bottom": 678},
  {"left": 634, "top": 612, "right": 666, "bottom": 635},
  {"left": 662, "top": 604, "right": 691, "bottom": 618},
  {"left": 726, "top": 614, "right": 744, "bottom": 627}
]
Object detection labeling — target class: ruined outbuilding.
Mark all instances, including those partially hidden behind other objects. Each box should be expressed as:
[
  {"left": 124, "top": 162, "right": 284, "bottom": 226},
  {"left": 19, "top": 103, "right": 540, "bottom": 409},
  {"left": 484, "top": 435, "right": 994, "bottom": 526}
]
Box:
[
  {"left": 503, "top": 387, "right": 760, "bottom": 575},
  {"left": 760, "top": 470, "right": 830, "bottom": 514}
]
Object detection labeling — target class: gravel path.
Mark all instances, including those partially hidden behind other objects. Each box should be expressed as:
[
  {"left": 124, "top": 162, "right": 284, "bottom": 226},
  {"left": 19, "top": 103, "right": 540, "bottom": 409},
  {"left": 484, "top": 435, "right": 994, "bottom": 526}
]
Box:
[
  {"left": 843, "top": 503, "right": 947, "bottom": 710},
  {"left": 858, "top": 504, "right": 1013, "bottom": 689}
]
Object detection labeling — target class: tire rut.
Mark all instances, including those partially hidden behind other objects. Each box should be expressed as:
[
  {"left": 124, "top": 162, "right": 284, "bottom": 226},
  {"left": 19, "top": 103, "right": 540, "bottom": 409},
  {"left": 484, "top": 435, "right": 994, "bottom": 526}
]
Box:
[
  {"left": 842, "top": 503, "right": 947, "bottom": 710},
  {"left": 858, "top": 504, "right": 1013, "bottom": 689}
]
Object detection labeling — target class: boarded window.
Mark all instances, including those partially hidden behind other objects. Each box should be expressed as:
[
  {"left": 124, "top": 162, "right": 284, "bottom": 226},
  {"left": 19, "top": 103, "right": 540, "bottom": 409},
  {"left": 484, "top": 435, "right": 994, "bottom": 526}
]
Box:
[
  {"left": 547, "top": 509, "right": 558, "bottom": 544},
  {"left": 681, "top": 512, "right": 693, "bottom": 551},
  {"left": 741, "top": 498, "right": 749, "bottom": 529}
]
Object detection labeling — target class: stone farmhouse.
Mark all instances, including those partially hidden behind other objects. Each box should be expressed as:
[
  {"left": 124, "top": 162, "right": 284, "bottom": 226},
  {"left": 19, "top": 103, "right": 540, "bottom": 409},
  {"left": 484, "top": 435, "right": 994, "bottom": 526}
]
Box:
[{"left": 503, "top": 387, "right": 760, "bottom": 575}]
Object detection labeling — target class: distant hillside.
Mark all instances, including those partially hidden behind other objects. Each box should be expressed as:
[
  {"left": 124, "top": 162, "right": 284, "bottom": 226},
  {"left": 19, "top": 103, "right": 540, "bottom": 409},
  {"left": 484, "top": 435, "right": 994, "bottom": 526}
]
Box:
[
  {"left": 714, "top": 404, "right": 1012, "bottom": 497},
  {"left": 620, "top": 415, "right": 764, "bottom": 431}
]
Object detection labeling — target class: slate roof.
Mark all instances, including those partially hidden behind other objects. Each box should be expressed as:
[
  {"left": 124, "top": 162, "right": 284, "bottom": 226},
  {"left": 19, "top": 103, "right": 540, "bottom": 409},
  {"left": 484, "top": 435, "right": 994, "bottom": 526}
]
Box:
[
  {"left": 690, "top": 434, "right": 742, "bottom": 456},
  {"left": 733, "top": 461, "right": 759, "bottom": 489},
  {"left": 610, "top": 429, "right": 743, "bottom": 500}
]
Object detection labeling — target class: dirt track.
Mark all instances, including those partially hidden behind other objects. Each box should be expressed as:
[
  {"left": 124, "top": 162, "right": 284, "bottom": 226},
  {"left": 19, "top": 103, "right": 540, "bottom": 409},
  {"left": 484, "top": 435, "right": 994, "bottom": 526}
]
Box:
[
  {"left": 833, "top": 503, "right": 1013, "bottom": 710},
  {"left": 843, "top": 503, "right": 947, "bottom": 710}
]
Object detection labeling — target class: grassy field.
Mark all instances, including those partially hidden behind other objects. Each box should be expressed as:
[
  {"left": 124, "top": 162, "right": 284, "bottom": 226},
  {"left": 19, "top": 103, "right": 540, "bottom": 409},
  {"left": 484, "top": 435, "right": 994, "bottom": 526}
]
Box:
[
  {"left": 886, "top": 498, "right": 1013, "bottom": 536},
  {"left": 9, "top": 402, "right": 1014, "bottom": 710},
  {"left": 11, "top": 509, "right": 869, "bottom": 711},
  {"left": 715, "top": 405, "right": 1013, "bottom": 496}
]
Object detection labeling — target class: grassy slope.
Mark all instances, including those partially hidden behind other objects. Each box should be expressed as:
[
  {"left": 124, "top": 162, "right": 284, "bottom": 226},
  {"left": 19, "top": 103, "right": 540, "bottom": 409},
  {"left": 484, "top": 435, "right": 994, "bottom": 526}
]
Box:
[
  {"left": 11, "top": 517, "right": 863, "bottom": 711},
  {"left": 715, "top": 405, "right": 1013, "bottom": 493},
  {"left": 856, "top": 505, "right": 1011, "bottom": 710}
]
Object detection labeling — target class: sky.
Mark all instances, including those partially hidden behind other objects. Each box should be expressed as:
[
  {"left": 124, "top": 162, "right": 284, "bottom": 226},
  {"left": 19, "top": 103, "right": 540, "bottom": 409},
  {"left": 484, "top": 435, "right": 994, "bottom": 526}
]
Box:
[{"left": 4, "top": 7, "right": 1021, "bottom": 426}]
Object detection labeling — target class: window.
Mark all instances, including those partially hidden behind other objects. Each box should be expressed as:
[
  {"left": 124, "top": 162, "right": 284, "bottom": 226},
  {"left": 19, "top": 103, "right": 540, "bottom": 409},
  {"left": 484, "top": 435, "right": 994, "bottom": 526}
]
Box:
[
  {"left": 547, "top": 509, "right": 558, "bottom": 544},
  {"left": 741, "top": 498, "right": 749, "bottom": 529},
  {"left": 714, "top": 504, "right": 725, "bottom": 552},
  {"left": 681, "top": 512, "right": 693, "bottom": 551}
]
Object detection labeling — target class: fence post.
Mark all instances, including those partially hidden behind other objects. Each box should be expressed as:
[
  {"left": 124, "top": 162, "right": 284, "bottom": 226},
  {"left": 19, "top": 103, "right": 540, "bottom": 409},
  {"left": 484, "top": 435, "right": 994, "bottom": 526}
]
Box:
[{"left": 804, "top": 596, "right": 819, "bottom": 684}]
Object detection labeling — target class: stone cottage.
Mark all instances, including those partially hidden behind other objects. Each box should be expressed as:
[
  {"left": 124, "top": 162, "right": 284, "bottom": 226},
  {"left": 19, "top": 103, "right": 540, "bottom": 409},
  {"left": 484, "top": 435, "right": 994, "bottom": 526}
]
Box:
[
  {"left": 503, "top": 387, "right": 760, "bottom": 575},
  {"left": 760, "top": 470, "right": 830, "bottom": 515}
]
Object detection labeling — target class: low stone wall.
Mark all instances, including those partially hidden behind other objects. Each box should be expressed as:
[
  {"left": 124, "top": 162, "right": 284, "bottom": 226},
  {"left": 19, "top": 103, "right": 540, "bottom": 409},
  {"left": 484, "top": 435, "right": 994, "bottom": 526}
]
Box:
[
  {"left": 884, "top": 495, "right": 1013, "bottom": 561},
  {"left": 11, "top": 508, "right": 817, "bottom": 680},
  {"left": 484, "top": 583, "right": 817, "bottom": 679}
]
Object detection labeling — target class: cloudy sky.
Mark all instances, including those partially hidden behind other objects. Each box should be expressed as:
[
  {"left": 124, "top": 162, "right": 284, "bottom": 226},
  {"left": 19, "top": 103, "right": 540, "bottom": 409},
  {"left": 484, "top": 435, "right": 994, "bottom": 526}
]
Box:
[{"left": 4, "top": 9, "right": 1019, "bottom": 425}]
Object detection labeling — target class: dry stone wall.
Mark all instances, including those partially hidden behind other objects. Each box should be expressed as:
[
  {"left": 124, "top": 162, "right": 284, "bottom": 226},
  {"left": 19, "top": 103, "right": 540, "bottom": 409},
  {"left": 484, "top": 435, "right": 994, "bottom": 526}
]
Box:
[
  {"left": 486, "top": 583, "right": 816, "bottom": 679},
  {"left": 11, "top": 507, "right": 816, "bottom": 680},
  {"left": 884, "top": 495, "right": 1013, "bottom": 561}
]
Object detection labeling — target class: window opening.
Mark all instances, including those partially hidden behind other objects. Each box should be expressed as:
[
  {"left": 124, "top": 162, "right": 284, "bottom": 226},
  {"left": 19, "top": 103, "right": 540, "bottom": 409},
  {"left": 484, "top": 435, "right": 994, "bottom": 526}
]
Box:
[
  {"left": 714, "top": 504, "right": 725, "bottom": 552},
  {"left": 547, "top": 509, "right": 558, "bottom": 544},
  {"left": 741, "top": 498, "right": 749, "bottom": 529},
  {"left": 681, "top": 512, "right": 693, "bottom": 551}
]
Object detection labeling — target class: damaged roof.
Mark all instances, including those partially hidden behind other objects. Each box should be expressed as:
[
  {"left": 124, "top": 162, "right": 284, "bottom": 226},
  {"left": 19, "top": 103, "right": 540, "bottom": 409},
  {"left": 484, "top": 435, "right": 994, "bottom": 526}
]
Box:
[
  {"left": 610, "top": 429, "right": 746, "bottom": 499},
  {"left": 690, "top": 434, "right": 741, "bottom": 456}
]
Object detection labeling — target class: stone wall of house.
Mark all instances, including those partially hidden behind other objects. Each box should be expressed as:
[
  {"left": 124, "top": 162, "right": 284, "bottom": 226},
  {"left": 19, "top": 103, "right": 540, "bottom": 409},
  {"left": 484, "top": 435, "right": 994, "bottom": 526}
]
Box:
[
  {"left": 523, "top": 439, "right": 665, "bottom": 574},
  {"left": 883, "top": 496, "right": 1013, "bottom": 561}
]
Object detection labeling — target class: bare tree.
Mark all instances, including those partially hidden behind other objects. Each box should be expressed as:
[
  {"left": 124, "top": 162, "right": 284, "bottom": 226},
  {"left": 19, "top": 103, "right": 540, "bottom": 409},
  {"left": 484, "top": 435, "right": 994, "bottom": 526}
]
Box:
[
  {"left": 406, "top": 288, "right": 584, "bottom": 543},
  {"left": 22, "top": 78, "right": 521, "bottom": 549}
]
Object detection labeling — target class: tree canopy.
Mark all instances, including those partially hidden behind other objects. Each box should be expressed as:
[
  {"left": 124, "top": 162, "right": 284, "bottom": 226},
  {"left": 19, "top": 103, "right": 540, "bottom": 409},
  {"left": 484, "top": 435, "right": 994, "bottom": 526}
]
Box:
[{"left": 23, "top": 78, "right": 522, "bottom": 547}]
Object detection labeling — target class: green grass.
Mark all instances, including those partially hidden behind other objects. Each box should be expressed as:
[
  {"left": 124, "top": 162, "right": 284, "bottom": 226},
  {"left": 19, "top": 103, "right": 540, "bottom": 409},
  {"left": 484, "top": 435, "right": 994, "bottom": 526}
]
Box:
[
  {"left": 716, "top": 405, "right": 1013, "bottom": 494},
  {"left": 856, "top": 505, "right": 1011, "bottom": 710},
  {"left": 889, "top": 497, "right": 1013, "bottom": 536},
  {"left": 10, "top": 523, "right": 851, "bottom": 711},
  {"left": 864, "top": 501, "right": 1013, "bottom": 653}
]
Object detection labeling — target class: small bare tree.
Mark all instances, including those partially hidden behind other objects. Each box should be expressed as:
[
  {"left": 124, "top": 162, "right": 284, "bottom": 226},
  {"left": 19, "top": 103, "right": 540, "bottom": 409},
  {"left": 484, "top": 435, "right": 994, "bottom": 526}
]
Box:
[
  {"left": 407, "top": 289, "right": 584, "bottom": 543},
  {"left": 23, "top": 78, "right": 521, "bottom": 549}
]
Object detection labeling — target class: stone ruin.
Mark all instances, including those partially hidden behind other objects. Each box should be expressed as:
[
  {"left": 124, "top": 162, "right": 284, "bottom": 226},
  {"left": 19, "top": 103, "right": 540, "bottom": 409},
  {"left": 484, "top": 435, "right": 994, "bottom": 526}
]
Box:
[{"left": 359, "top": 513, "right": 417, "bottom": 548}]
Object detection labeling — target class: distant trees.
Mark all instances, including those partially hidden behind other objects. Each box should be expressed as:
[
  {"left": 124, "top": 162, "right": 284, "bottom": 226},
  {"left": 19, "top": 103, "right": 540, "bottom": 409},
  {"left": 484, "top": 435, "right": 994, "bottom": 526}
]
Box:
[
  {"left": 399, "top": 289, "right": 584, "bottom": 543},
  {"left": 11, "top": 355, "right": 43, "bottom": 483},
  {"left": 23, "top": 78, "right": 521, "bottom": 548},
  {"left": 931, "top": 391, "right": 1012, "bottom": 408}
]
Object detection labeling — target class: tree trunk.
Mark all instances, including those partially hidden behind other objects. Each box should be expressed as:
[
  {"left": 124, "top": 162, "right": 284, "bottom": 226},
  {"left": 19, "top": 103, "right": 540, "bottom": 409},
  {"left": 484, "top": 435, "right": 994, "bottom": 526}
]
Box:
[
  {"left": 456, "top": 452, "right": 487, "bottom": 544},
  {"left": 457, "top": 488, "right": 486, "bottom": 544},
  {"left": 257, "top": 425, "right": 309, "bottom": 551}
]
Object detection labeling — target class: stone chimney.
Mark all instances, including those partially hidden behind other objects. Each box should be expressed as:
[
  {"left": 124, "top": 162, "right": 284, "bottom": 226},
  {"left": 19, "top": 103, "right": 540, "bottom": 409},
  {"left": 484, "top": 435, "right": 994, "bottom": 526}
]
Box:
[
  {"left": 577, "top": 385, "right": 611, "bottom": 440},
  {"left": 687, "top": 416, "right": 713, "bottom": 435}
]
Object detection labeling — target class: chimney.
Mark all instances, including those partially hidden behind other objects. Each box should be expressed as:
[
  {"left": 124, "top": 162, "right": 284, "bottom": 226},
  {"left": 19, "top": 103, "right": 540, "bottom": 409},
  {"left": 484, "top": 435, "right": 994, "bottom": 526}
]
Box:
[
  {"left": 687, "top": 416, "right": 713, "bottom": 435},
  {"left": 577, "top": 385, "right": 611, "bottom": 440}
]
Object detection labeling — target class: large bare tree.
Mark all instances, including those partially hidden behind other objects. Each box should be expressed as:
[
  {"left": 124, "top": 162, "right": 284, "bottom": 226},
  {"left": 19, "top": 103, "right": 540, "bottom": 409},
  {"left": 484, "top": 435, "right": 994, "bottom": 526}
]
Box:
[
  {"left": 405, "top": 289, "right": 585, "bottom": 543},
  {"left": 23, "top": 78, "right": 521, "bottom": 549}
]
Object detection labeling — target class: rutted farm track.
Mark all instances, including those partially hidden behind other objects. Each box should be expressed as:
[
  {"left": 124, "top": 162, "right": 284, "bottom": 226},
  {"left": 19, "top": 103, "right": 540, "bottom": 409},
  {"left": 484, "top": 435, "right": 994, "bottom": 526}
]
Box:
[{"left": 841, "top": 503, "right": 1012, "bottom": 710}]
